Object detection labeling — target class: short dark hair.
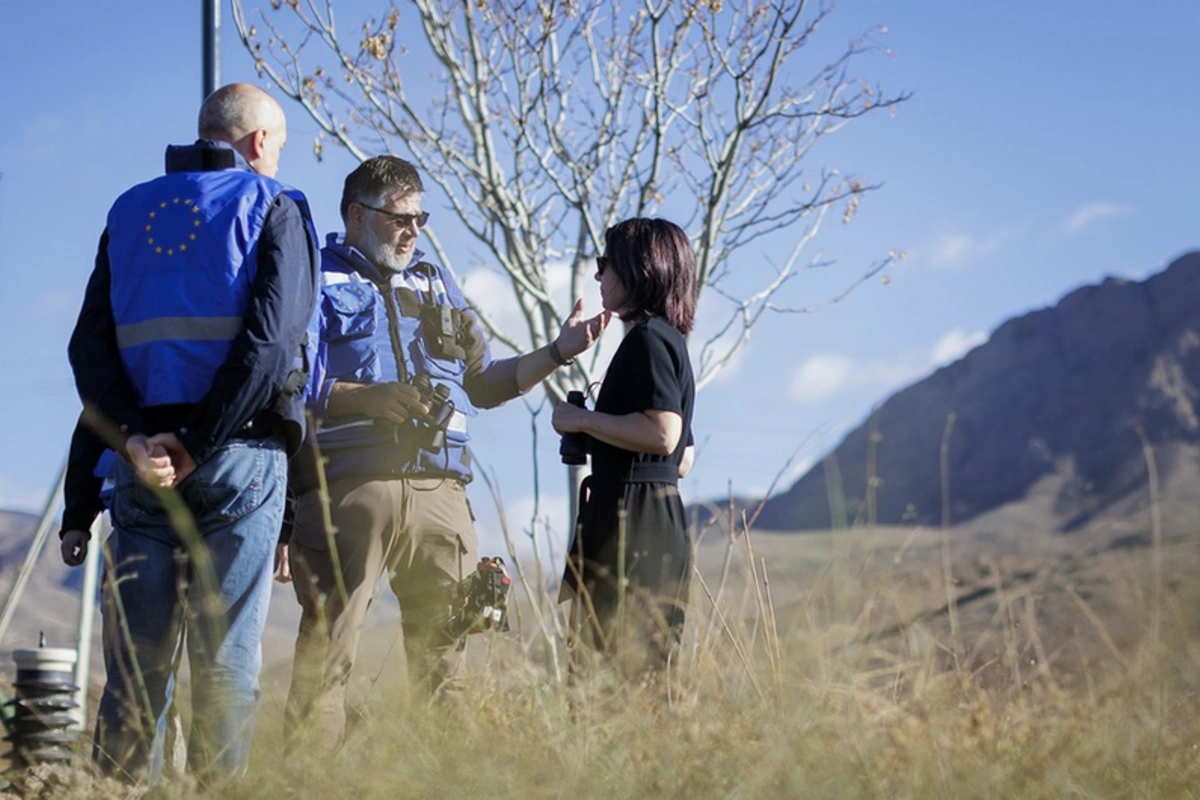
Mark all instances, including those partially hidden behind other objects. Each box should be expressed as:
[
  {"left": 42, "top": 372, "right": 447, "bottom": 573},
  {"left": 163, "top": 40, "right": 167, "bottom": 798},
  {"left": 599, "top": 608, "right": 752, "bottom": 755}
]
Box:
[
  {"left": 602, "top": 218, "right": 697, "bottom": 335},
  {"left": 340, "top": 156, "right": 424, "bottom": 222}
]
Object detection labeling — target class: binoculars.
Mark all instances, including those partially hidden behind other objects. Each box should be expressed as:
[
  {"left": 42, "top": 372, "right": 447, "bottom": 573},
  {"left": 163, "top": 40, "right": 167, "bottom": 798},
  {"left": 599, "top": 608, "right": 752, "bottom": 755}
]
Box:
[
  {"left": 559, "top": 390, "right": 589, "bottom": 465},
  {"left": 411, "top": 373, "right": 455, "bottom": 453}
]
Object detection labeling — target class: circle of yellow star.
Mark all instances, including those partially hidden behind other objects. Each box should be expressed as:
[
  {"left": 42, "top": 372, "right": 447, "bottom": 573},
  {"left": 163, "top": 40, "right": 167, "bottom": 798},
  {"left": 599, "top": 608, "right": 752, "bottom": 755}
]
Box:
[{"left": 145, "top": 197, "right": 203, "bottom": 256}]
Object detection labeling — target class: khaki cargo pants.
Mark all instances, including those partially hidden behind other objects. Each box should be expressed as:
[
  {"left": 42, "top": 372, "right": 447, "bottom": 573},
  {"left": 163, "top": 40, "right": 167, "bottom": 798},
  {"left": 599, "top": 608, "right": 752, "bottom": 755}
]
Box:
[{"left": 285, "top": 476, "right": 476, "bottom": 750}]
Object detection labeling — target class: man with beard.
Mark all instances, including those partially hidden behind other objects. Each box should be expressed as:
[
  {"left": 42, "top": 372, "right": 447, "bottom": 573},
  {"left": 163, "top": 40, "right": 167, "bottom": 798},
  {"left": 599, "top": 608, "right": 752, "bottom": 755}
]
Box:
[{"left": 286, "top": 156, "right": 609, "bottom": 749}]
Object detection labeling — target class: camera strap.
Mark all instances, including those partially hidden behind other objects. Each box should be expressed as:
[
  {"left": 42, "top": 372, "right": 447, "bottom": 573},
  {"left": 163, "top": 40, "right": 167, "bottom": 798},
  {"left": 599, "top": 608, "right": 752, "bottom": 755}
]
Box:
[{"left": 376, "top": 279, "right": 412, "bottom": 383}]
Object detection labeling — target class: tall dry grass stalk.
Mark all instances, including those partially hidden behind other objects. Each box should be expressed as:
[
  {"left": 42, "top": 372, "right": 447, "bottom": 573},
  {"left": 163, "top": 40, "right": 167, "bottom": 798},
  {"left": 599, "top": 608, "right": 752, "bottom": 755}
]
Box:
[
  {"left": 19, "top": 501, "right": 1196, "bottom": 800},
  {"left": 21, "top": 428, "right": 1199, "bottom": 798},
  {"left": 938, "top": 412, "right": 961, "bottom": 671}
]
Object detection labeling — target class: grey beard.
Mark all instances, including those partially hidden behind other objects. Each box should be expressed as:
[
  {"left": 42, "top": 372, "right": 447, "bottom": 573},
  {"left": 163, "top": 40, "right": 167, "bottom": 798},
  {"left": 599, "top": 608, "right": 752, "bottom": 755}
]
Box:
[{"left": 360, "top": 224, "right": 414, "bottom": 273}]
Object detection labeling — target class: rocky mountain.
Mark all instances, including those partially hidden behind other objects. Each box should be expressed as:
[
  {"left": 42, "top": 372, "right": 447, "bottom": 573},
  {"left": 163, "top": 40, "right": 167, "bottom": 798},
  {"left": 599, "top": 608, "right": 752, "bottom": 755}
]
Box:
[{"left": 755, "top": 251, "right": 1200, "bottom": 532}]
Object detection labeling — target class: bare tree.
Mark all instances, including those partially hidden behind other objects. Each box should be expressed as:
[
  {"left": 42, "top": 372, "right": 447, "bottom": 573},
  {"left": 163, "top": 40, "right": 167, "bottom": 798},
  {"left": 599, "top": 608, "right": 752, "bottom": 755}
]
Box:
[
  {"left": 233, "top": 1, "right": 906, "bottom": 664},
  {"left": 232, "top": 0, "right": 907, "bottom": 399}
]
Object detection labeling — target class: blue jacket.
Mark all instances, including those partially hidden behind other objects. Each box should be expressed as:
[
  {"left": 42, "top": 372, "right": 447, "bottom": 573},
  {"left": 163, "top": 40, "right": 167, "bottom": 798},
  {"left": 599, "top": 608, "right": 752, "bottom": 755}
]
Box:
[
  {"left": 59, "top": 421, "right": 117, "bottom": 539},
  {"left": 291, "top": 235, "right": 522, "bottom": 493},
  {"left": 69, "top": 141, "right": 320, "bottom": 461},
  {"left": 60, "top": 419, "right": 108, "bottom": 536},
  {"left": 106, "top": 156, "right": 300, "bottom": 406}
]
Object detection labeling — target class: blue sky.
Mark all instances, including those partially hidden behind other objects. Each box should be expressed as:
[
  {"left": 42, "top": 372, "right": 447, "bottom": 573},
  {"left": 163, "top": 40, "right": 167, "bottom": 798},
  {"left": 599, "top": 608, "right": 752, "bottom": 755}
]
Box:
[{"left": 1, "top": 1, "right": 1197, "bottom": 557}]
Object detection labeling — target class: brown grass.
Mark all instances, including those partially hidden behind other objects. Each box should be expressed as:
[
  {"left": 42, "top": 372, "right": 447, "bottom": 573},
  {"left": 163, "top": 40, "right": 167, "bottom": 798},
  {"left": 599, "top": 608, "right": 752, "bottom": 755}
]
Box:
[{"left": 7, "top": 503, "right": 1200, "bottom": 799}]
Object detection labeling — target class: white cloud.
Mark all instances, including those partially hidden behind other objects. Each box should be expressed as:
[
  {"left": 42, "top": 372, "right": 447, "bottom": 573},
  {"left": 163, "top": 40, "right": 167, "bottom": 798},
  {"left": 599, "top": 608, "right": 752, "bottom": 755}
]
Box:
[
  {"left": 789, "top": 327, "right": 988, "bottom": 404},
  {"left": 689, "top": 294, "right": 749, "bottom": 387},
  {"left": 850, "top": 360, "right": 929, "bottom": 398},
  {"left": 928, "top": 233, "right": 972, "bottom": 268},
  {"left": 925, "top": 230, "right": 1008, "bottom": 270},
  {"left": 929, "top": 328, "right": 986, "bottom": 367},
  {"left": 472, "top": 490, "right": 572, "bottom": 580},
  {"left": 701, "top": 344, "right": 747, "bottom": 385},
  {"left": 789, "top": 354, "right": 856, "bottom": 402},
  {"left": 460, "top": 268, "right": 529, "bottom": 351},
  {"left": 460, "top": 260, "right": 608, "bottom": 362},
  {"left": 1062, "top": 202, "right": 1135, "bottom": 235},
  {"left": 36, "top": 290, "right": 76, "bottom": 314},
  {"left": 544, "top": 260, "right": 574, "bottom": 301}
]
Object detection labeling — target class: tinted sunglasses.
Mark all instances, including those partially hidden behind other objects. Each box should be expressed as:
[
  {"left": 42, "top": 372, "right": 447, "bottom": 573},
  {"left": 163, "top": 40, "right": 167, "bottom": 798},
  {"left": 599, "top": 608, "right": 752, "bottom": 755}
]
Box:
[{"left": 358, "top": 202, "right": 430, "bottom": 229}]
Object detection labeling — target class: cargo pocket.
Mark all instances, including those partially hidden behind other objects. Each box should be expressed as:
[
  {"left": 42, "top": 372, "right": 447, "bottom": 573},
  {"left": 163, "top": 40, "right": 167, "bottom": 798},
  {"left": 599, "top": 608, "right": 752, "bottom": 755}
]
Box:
[
  {"left": 323, "top": 284, "right": 382, "bottom": 381},
  {"left": 325, "top": 284, "right": 378, "bottom": 340}
]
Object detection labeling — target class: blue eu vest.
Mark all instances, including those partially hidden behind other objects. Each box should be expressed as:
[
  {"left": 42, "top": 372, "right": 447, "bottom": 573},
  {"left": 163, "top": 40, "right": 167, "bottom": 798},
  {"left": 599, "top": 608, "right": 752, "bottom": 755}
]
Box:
[
  {"left": 106, "top": 166, "right": 304, "bottom": 407},
  {"left": 295, "top": 241, "right": 480, "bottom": 488}
]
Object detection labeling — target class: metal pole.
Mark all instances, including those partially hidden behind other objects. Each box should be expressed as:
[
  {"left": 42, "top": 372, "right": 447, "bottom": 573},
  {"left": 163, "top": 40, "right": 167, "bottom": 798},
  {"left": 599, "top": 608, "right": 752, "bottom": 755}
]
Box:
[
  {"left": 0, "top": 461, "right": 68, "bottom": 649},
  {"left": 202, "top": 0, "right": 221, "bottom": 100},
  {"left": 71, "top": 514, "right": 106, "bottom": 730}
]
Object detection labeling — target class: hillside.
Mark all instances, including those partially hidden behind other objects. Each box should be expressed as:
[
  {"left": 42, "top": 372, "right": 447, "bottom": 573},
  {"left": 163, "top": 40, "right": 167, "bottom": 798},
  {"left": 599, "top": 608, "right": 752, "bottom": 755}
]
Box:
[{"left": 755, "top": 251, "right": 1200, "bottom": 533}]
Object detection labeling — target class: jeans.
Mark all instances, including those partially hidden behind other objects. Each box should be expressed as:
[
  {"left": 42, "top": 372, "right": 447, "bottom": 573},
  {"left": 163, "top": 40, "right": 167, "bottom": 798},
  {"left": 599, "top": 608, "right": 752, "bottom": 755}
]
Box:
[{"left": 94, "top": 437, "right": 285, "bottom": 785}]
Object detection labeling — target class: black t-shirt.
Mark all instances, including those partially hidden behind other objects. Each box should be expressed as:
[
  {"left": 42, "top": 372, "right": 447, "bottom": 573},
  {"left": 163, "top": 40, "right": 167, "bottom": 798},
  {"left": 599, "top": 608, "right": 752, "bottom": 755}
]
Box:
[{"left": 590, "top": 316, "right": 695, "bottom": 486}]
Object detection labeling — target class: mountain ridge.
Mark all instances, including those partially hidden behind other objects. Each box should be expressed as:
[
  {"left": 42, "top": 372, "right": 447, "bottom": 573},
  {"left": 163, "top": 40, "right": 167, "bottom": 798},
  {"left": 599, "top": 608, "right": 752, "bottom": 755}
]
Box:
[{"left": 751, "top": 251, "right": 1200, "bottom": 532}]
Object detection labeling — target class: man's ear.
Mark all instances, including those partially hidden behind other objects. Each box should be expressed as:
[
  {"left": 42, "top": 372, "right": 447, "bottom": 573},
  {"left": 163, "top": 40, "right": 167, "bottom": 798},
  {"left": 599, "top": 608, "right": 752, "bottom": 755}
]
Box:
[
  {"left": 345, "top": 201, "right": 365, "bottom": 235},
  {"left": 249, "top": 128, "right": 269, "bottom": 162}
]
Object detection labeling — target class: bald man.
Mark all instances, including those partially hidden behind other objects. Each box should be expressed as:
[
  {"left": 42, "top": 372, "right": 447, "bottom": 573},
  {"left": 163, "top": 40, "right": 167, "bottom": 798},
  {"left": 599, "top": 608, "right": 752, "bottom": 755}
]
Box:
[{"left": 68, "top": 82, "right": 319, "bottom": 784}]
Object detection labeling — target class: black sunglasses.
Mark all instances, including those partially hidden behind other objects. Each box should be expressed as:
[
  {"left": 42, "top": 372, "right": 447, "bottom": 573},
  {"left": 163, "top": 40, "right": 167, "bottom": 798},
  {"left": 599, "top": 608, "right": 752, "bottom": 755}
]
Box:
[
  {"left": 596, "top": 255, "right": 608, "bottom": 274},
  {"left": 357, "top": 202, "right": 430, "bottom": 229}
]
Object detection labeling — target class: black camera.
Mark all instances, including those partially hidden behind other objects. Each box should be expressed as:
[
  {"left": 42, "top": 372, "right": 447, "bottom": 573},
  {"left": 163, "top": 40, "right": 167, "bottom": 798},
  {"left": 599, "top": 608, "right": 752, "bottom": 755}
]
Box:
[
  {"left": 411, "top": 373, "right": 455, "bottom": 453},
  {"left": 559, "top": 390, "right": 589, "bottom": 465},
  {"left": 421, "top": 303, "right": 468, "bottom": 361},
  {"left": 446, "top": 556, "right": 511, "bottom": 640}
]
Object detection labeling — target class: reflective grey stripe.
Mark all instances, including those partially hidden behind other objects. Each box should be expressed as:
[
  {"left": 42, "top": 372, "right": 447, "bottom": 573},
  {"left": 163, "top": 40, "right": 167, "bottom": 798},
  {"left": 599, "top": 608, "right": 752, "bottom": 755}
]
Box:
[
  {"left": 316, "top": 419, "right": 378, "bottom": 433},
  {"left": 115, "top": 316, "right": 243, "bottom": 349}
]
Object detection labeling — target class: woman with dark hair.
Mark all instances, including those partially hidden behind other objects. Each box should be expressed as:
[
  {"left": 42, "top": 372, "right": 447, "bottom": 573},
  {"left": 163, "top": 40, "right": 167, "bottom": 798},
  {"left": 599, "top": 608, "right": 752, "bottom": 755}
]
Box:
[{"left": 552, "top": 217, "right": 697, "bottom": 680}]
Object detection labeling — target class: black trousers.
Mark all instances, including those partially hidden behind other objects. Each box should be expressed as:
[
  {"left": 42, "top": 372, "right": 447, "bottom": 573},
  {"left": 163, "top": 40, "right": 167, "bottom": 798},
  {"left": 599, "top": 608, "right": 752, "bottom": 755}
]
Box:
[{"left": 563, "top": 479, "right": 692, "bottom": 673}]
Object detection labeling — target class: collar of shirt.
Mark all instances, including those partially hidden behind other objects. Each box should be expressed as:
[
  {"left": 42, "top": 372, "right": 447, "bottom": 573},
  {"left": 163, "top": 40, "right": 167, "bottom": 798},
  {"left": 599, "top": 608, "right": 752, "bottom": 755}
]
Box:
[{"left": 164, "top": 139, "right": 253, "bottom": 174}]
